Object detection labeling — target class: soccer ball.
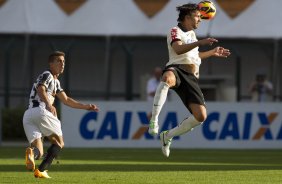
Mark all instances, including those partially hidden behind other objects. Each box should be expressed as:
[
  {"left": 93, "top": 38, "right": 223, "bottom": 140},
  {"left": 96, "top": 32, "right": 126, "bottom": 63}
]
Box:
[{"left": 198, "top": 1, "right": 216, "bottom": 20}]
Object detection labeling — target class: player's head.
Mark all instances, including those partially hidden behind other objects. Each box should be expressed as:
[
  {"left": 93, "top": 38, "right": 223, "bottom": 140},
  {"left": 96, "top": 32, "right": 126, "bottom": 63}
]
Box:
[
  {"left": 48, "top": 51, "right": 65, "bottom": 63},
  {"left": 177, "top": 3, "right": 199, "bottom": 21},
  {"left": 176, "top": 3, "right": 201, "bottom": 29},
  {"left": 48, "top": 51, "right": 65, "bottom": 75}
]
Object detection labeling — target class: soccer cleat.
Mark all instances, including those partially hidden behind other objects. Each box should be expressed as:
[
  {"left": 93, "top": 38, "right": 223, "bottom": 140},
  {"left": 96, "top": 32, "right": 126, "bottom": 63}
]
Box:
[
  {"left": 34, "top": 169, "right": 51, "bottom": 178},
  {"left": 160, "top": 130, "right": 172, "bottom": 157},
  {"left": 148, "top": 120, "right": 159, "bottom": 135},
  {"left": 25, "top": 147, "right": 35, "bottom": 171}
]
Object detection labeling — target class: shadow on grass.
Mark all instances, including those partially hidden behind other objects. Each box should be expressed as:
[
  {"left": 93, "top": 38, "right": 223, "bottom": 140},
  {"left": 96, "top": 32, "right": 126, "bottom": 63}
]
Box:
[{"left": 1, "top": 163, "right": 282, "bottom": 172}]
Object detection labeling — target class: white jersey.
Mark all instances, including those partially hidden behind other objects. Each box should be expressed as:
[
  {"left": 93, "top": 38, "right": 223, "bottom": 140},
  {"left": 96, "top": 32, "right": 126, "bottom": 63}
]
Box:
[
  {"left": 166, "top": 25, "right": 201, "bottom": 77},
  {"left": 28, "top": 70, "right": 63, "bottom": 109}
]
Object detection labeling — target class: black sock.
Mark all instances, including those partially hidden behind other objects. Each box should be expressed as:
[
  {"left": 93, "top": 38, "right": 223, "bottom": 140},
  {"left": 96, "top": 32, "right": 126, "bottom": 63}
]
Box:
[
  {"left": 38, "top": 144, "right": 61, "bottom": 172},
  {"left": 32, "top": 147, "right": 40, "bottom": 160}
]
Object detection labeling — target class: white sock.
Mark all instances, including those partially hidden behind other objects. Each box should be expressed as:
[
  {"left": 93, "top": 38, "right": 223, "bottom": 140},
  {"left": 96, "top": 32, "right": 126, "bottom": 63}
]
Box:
[
  {"left": 166, "top": 116, "right": 202, "bottom": 139},
  {"left": 150, "top": 81, "right": 170, "bottom": 122}
]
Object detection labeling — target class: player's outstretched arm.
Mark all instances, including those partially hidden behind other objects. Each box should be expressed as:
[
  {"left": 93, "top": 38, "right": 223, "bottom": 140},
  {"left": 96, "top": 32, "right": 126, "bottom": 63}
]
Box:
[
  {"left": 172, "top": 38, "right": 218, "bottom": 55},
  {"left": 198, "top": 38, "right": 218, "bottom": 46},
  {"left": 56, "top": 92, "right": 99, "bottom": 112},
  {"left": 212, "top": 47, "right": 231, "bottom": 57},
  {"left": 199, "top": 46, "right": 231, "bottom": 60}
]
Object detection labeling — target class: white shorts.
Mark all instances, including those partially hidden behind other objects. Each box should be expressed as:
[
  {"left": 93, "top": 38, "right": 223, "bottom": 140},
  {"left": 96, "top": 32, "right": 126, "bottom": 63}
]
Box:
[{"left": 23, "top": 107, "right": 63, "bottom": 144}]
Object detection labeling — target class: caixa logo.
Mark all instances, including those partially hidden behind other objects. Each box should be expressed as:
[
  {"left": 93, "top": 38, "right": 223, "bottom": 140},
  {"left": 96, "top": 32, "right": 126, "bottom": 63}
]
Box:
[
  {"left": 203, "top": 112, "right": 282, "bottom": 140},
  {"left": 79, "top": 111, "right": 179, "bottom": 140}
]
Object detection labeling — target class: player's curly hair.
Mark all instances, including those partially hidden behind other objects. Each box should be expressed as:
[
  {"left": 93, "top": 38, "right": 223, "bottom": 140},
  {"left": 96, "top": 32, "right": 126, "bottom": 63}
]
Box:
[
  {"left": 48, "top": 51, "right": 65, "bottom": 63},
  {"left": 177, "top": 3, "right": 199, "bottom": 22}
]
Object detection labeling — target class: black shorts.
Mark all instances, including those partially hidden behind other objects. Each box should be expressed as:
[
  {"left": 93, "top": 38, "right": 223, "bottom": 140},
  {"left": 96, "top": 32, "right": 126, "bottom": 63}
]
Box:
[{"left": 164, "top": 65, "right": 206, "bottom": 113}]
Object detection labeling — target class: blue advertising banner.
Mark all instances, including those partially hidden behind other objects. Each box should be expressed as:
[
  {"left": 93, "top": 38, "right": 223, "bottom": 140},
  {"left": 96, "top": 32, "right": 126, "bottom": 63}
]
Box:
[{"left": 62, "top": 102, "right": 282, "bottom": 148}]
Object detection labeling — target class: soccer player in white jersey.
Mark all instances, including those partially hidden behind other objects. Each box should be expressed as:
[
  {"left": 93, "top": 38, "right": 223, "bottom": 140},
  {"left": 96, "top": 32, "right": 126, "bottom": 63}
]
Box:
[
  {"left": 23, "top": 51, "right": 99, "bottom": 178},
  {"left": 148, "top": 3, "right": 231, "bottom": 157}
]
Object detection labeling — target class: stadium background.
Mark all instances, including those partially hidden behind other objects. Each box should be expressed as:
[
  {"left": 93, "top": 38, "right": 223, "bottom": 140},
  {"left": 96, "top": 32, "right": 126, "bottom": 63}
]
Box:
[{"left": 0, "top": 0, "right": 281, "bottom": 146}]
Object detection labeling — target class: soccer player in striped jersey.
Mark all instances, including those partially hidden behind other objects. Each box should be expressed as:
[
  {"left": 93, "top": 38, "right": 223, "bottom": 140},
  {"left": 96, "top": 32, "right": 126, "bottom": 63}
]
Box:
[
  {"left": 148, "top": 3, "right": 230, "bottom": 157},
  {"left": 23, "top": 51, "right": 99, "bottom": 178}
]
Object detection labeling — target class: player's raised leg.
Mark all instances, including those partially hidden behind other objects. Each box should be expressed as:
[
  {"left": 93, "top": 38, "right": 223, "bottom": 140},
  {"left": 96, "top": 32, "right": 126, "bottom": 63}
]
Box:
[
  {"left": 24, "top": 125, "right": 44, "bottom": 171},
  {"left": 159, "top": 116, "right": 201, "bottom": 157},
  {"left": 160, "top": 130, "right": 172, "bottom": 157},
  {"left": 160, "top": 104, "right": 206, "bottom": 157},
  {"left": 148, "top": 70, "right": 176, "bottom": 135},
  {"left": 25, "top": 147, "right": 35, "bottom": 171},
  {"left": 148, "top": 81, "right": 169, "bottom": 135},
  {"left": 166, "top": 116, "right": 203, "bottom": 139},
  {"left": 25, "top": 145, "right": 41, "bottom": 171}
]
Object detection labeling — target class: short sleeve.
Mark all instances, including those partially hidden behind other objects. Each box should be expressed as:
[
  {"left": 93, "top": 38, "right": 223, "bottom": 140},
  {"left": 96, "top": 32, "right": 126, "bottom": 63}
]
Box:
[
  {"left": 55, "top": 79, "right": 64, "bottom": 94},
  {"left": 37, "top": 72, "right": 52, "bottom": 89},
  {"left": 168, "top": 27, "right": 181, "bottom": 45}
]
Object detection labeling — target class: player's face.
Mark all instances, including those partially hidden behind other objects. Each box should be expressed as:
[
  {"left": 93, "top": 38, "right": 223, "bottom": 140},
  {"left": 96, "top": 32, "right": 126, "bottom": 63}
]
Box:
[
  {"left": 51, "top": 56, "right": 65, "bottom": 75},
  {"left": 186, "top": 11, "right": 202, "bottom": 30}
]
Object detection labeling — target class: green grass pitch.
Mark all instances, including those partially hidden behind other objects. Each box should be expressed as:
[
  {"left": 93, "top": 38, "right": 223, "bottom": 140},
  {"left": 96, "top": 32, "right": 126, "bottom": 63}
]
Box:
[{"left": 0, "top": 147, "right": 282, "bottom": 183}]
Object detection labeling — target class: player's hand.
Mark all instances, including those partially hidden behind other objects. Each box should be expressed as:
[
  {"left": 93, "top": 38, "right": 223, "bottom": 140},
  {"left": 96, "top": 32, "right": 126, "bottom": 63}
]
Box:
[
  {"left": 213, "top": 47, "right": 231, "bottom": 57},
  {"left": 86, "top": 104, "right": 99, "bottom": 112},
  {"left": 199, "top": 38, "right": 218, "bottom": 46}
]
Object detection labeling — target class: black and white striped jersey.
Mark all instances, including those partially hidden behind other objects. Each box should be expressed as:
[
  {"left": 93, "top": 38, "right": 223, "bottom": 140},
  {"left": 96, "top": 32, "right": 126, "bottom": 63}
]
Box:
[{"left": 28, "top": 70, "right": 64, "bottom": 109}]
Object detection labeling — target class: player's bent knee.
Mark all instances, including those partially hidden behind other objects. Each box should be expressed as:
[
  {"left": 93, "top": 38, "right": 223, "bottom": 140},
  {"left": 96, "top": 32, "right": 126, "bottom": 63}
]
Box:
[
  {"left": 53, "top": 142, "right": 64, "bottom": 149},
  {"left": 60, "top": 141, "right": 64, "bottom": 148},
  {"left": 194, "top": 114, "right": 207, "bottom": 123},
  {"left": 57, "top": 139, "right": 64, "bottom": 148},
  {"left": 39, "top": 152, "right": 44, "bottom": 159},
  {"left": 162, "top": 74, "right": 176, "bottom": 87},
  {"left": 55, "top": 140, "right": 64, "bottom": 148}
]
